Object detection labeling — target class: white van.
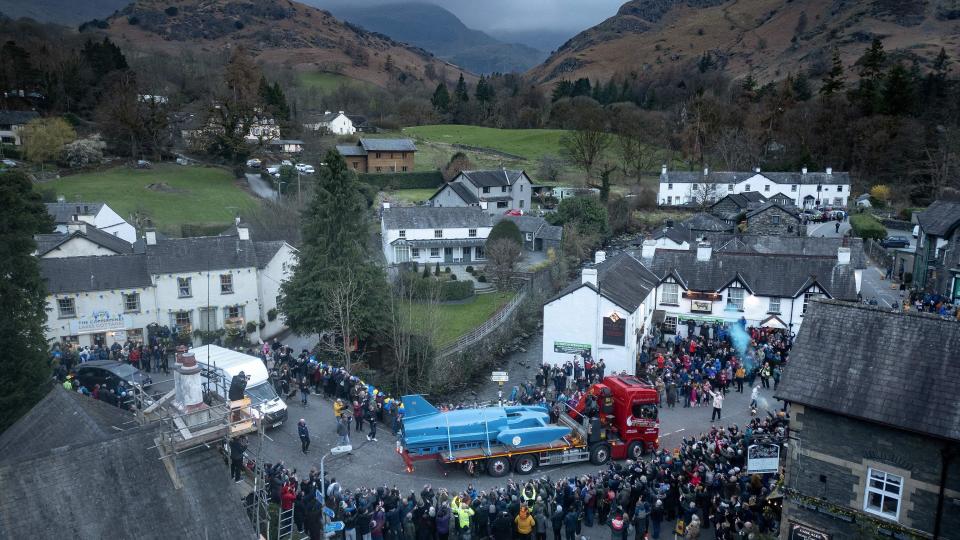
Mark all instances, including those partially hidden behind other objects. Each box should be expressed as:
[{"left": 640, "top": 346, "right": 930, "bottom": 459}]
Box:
[{"left": 188, "top": 345, "right": 288, "bottom": 428}]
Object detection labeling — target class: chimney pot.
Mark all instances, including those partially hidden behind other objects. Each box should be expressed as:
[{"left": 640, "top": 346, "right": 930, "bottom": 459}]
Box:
[
  {"left": 338, "top": 110, "right": 343, "bottom": 114},
  {"left": 145, "top": 228, "right": 157, "bottom": 246},
  {"left": 801, "top": 166, "right": 808, "bottom": 174},
  {"left": 594, "top": 250, "right": 606, "bottom": 264},
  {"left": 703, "top": 166, "right": 709, "bottom": 176},
  {"left": 754, "top": 167, "right": 761, "bottom": 173},
  {"left": 826, "top": 167, "right": 833, "bottom": 175},
  {"left": 661, "top": 164, "right": 668, "bottom": 176},
  {"left": 324, "top": 110, "right": 331, "bottom": 115},
  {"left": 696, "top": 242, "right": 712, "bottom": 261}
]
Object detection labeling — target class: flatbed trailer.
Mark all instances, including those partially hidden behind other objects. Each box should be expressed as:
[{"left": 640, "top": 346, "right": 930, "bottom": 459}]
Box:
[{"left": 398, "top": 411, "right": 618, "bottom": 476}]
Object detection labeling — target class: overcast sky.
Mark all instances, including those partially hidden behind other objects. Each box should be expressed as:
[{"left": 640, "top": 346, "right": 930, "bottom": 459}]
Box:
[{"left": 319, "top": 0, "right": 625, "bottom": 33}]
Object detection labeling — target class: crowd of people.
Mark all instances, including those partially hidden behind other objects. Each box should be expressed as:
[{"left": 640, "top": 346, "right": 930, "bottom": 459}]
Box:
[{"left": 907, "top": 292, "right": 960, "bottom": 319}]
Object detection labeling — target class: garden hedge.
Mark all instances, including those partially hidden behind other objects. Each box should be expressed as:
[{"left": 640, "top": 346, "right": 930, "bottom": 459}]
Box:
[
  {"left": 850, "top": 213, "right": 887, "bottom": 241},
  {"left": 358, "top": 171, "right": 444, "bottom": 190}
]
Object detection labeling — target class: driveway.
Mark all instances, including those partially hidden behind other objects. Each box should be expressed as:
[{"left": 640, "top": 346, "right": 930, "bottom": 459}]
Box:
[{"left": 246, "top": 173, "right": 277, "bottom": 201}]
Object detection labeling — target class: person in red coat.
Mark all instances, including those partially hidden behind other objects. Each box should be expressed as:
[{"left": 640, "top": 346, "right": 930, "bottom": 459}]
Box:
[{"left": 281, "top": 482, "right": 297, "bottom": 511}]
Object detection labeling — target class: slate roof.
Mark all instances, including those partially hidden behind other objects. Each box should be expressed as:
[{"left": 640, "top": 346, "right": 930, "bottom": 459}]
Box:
[
  {"left": 140, "top": 236, "right": 274, "bottom": 273},
  {"left": 382, "top": 206, "right": 492, "bottom": 230},
  {"left": 41, "top": 254, "right": 153, "bottom": 293},
  {"left": 35, "top": 226, "right": 133, "bottom": 257},
  {"left": 0, "top": 389, "right": 255, "bottom": 539},
  {"left": 457, "top": 169, "right": 526, "bottom": 188},
  {"left": 360, "top": 138, "right": 416, "bottom": 152},
  {"left": 45, "top": 201, "right": 105, "bottom": 223},
  {"left": 336, "top": 144, "right": 367, "bottom": 157},
  {"left": 549, "top": 253, "right": 659, "bottom": 313},
  {"left": 683, "top": 212, "right": 734, "bottom": 232},
  {"left": 0, "top": 109, "right": 39, "bottom": 125},
  {"left": 499, "top": 215, "right": 563, "bottom": 241},
  {"left": 0, "top": 386, "right": 135, "bottom": 464},
  {"left": 647, "top": 249, "right": 859, "bottom": 299},
  {"left": 775, "top": 300, "right": 960, "bottom": 442},
  {"left": 916, "top": 200, "right": 960, "bottom": 237},
  {"left": 710, "top": 191, "right": 766, "bottom": 212},
  {"left": 430, "top": 182, "right": 479, "bottom": 204},
  {"left": 662, "top": 170, "right": 850, "bottom": 186},
  {"left": 745, "top": 201, "right": 801, "bottom": 219},
  {"left": 709, "top": 235, "right": 867, "bottom": 269}
]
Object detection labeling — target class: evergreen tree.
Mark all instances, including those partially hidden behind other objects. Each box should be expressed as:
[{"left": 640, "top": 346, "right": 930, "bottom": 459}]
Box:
[
  {"left": 571, "top": 77, "right": 592, "bottom": 97},
  {"left": 792, "top": 71, "right": 812, "bottom": 101},
  {"left": 819, "top": 48, "right": 845, "bottom": 96},
  {"left": 431, "top": 82, "right": 450, "bottom": 113},
  {"left": 81, "top": 37, "right": 128, "bottom": 78},
  {"left": 924, "top": 48, "right": 951, "bottom": 100},
  {"left": 0, "top": 172, "right": 54, "bottom": 432},
  {"left": 852, "top": 38, "right": 887, "bottom": 114},
  {"left": 551, "top": 80, "right": 573, "bottom": 102},
  {"left": 279, "top": 151, "right": 386, "bottom": 368},
  {"left": 475, "top": 76, "right": 495, "bottom": 103},
  {"left": 454, "top": 73, "right": 469, "bottom": 103},
  {"left": 882, "top": 63, "right": 915, "bottom": 116}
]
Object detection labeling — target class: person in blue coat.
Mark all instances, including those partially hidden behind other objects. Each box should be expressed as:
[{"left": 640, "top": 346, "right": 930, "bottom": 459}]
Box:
[{"left": 298, "top": 419, "right": 310, "bottom": 453}]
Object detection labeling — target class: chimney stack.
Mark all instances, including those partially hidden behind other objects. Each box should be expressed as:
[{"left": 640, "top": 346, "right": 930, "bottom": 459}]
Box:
[
  {"left": 581, "top": 267, "right": 598, "bottom": 287},
  {"left": 57, "top": 195, "right": 65, "bottom": 203},
  {"left": 324, "top": 110, "right": 331, "bottom": 115},
  {"left": 837, "top": 246, "right": 851, "bottom": 265},
  {"left": 754, "top": 167, "right": 761, "bottom": 173},
  {"left": 826, "top": 167, "right": 833, "bottom": 175},
  {"left": 696, "top": 242, "right": 712, "bottom": 261},
  {"left": 145, "top": 228, "right": 157, "bottom": 245},
  {"left": 338, "top": 110, "right": 344, "bottom": 114},
  {"left": 382, "top": 202, "right": 391, "bottom": 210},
  {"left": 641, "top": 240, "right": 657, "bottom": 259},
  {"left": 174, "top": 352, "right": 205, "bottom": 413},
  {"left": 801, "top": 166, "right": 808, "bottom": 175},
  {"left": 703, "top": 166, "right": 709, "bottom": 176},
  {"left": 594, "top": 250, "right": 606, "bottom": 264},
  {"left": 67, "top": 221, "right": 87, "bottom": 235},
  {"left": 237, "top": 223, "right": 250, "bottom": 241},
  {"left": 661, "top": 164, "right": 667, "bottom": 176}
]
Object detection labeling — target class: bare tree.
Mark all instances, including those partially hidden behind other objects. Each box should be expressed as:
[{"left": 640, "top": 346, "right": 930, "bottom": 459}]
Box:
[
  {"left": 486, "top": 238, "right": 523, "bottom": 290},
  {"left": 610, "top": 105, "right": 659, "bottom": 184},
  {"left": 319, "top": 272, "right": 365, "bottom": 371},
  {"left": 561, "top": 108, "right": 610, "bottom": 182},
  {"left": 688, "top": 182, "right": 721, "bottom": 210},
  {"left": 386, "top": 273, "right": 440, "bottom": 393},
  {"left": 711, "top": 127, "right": 760, "bottom": 170},
  {"left": 538, "top": 154, "right": 564, "bottom": 184}
]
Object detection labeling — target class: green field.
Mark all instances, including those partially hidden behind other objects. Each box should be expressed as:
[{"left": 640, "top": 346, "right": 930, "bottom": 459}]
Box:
[
  {"left": 298, "top": 72, "right": 374, "bottom": 92},
  {"left": 415, "top": 291, "right": 514, "bottom": 346},
  {"left": 385, "top": 188, "right": 438, "bottom": 204},
  {"left": 42, "top": 164, "right": 257, "bottom": 234},
  {"left": 403, "top": 125, "right": 568, "bottom": 161}
]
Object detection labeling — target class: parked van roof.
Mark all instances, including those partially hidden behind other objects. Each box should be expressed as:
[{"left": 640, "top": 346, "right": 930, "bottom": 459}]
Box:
[{"left": 188, "top": 345, "right": 268, "bottom": 385}]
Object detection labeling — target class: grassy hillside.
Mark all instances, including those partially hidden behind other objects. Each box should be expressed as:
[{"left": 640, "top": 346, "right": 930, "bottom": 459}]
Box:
[
  {"left": 298, "top": 71, "right": 375, "bottom": 92},
  {"left": 403, "top": 125, "right": 567, "bottom": 161},
  {"left": 42, "top": 164, "right": 257, "bottom": 234}
]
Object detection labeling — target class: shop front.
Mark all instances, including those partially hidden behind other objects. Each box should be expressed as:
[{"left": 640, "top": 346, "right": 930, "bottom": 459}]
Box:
[{"left": 66, "top": 310, "right": 147, "bottom": 348}]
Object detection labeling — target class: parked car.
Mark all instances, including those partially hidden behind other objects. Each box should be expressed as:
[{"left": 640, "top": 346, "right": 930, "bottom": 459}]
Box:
[
  {"left": 281, "top": 160, "right": 293, "bottom": 167},
  {"left": 75, "top": 360, "right": 153, "bottom": 393},
  {"left": 266, "top": 165, "right": 280, "bottom": 175},
  {"left": 1, "top": 158, "right": 17, "bottom": 167},
  {"left": 295, "top": 163, "right": 314, "bottom": 174},
  {"left": 246, "top": 158, "right": 262, "bottom": 168},
  {"left": 135, "top": 160, "right": 152, "bottom": 169},
  {"left": 880, "top": 236, "right": 911, "bottom": 249}
]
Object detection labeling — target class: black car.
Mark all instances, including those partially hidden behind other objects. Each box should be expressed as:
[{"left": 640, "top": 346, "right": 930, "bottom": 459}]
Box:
[
  {"left": 75, "top": 360, "right": 152, "bottom": 393},
  {"left": 880, "top": 236, "right": 910, "bottom": 249}
]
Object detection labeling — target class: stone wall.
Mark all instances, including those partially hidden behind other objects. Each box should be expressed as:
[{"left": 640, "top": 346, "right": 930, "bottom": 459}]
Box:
[
  {"left": 746, "top": 206, "right": 801, "bottom": 235},
  {"left": 782, "top": 405, "right": 960, "bottom": 538}
]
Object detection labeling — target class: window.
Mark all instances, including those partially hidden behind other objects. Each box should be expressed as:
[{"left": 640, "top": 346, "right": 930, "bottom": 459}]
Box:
[
  {"left": 663, "top": 315, "right": 678, "bottom": 334},
  {"left": 174, "top": 310, "right": 193, "bottom": 333},
  {"left": 764, "top": 185, "right": 770, "bottom": 192},
  {"left": 662, "top": 283, "right": 679, "bottom": 305},
  {"left": 434, "top": 229, "right": 443, "bottom": 239},
  {"left": 375, "top": 152, "right": 381, "bottom": 158},
  {"left": 837, "top": 185, "right": 843, "bottom": 192},
  {"left": 816, "top": 185, "right": 822, "bottom": 191},
  {"left": 399, "top": 230, "right": 406, "bottom": 238},
  {"left": 728, "top": 184, "right": 734, "bottom": 191},
  {"left": 468, "top": 229, "right": 477, "bottom": 238},
  {"left": 803, "top": 286, "right": 825, "bottom": 314},
  {"left": 501, "top": 186, "right": 508, "bottom": 193},
  {"left": 57, "top": 297, "right": 76, "bottom": 318},
  {"left": 220, "top": 274, "right": 233, "bottom": 294},
  {"left": 520, "top": 184, "right": 524, "bottom": 191},
  {"left": 352, "top": 162, "right": 359, "bottom": 170},
  {"left": 692, "top": 183, "right": 699, "bottom": 190},
  {"left": 123, "top": 292, "right": 140, "bottom": 312},
  {"left": 768, "top": 297, "right": 781, "bottom": 314},
  {"left": 375, "top": 166, "right": 382, "bottom": 172},
  {"left": 727, "top": 287, "right": 744, "bottom": 310},
  {"left": 745, "top": 184, "right": 751, "bottom": 191},
  {"left": 667, "top": 196, "right": 672, "bottom": 205},
  {"left": 225, "top": 305, "right": 245, "bottom": 320},
  {"left": 791, "top": 184, "right": 797, "bottom": 192},
  {"left": 430, "top": 248, "right": 440, "bottom": 258},
  {"left": 483, "top": 187, "right": 490, "bottom": 194},
  {"left": 497, "top": 201, "right": 509, "bottom": 208},
  {"left": 475, "top": 246, "right": 485, "bottom": 259},
  {"left": 411, "top": 247, "right": 420, "bottom": 258},
  {"left": 771, "top": 215, "right": 781, "bottom": 225},
  {"left": 177, "top": 277, "right": 192, "bottom": 298},
  {"left": 668, "top": 183, "right": 673, "bottom": 190},
  {"left": 519, "top": 200, "right": 524, "bottom": 208},
  {"left": 198, "top": 307, "right": 217, "bottom": 332},
  {"left": 834, "top": 197, "right": 843, "bottom": 205},
  {"left": 864, "top": 468, "right": 902, "bottom": 520},
  {"left": 389, "top": 166, "right": 396, "bottom": 172},
  {"left": 401, "top": 166, "right": 408, "bottom": 172}
]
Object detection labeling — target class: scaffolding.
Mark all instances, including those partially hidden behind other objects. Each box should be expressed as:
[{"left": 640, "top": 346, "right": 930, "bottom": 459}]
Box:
[{"left": 132, "top": 355, "right": 272, "bottom": 539}]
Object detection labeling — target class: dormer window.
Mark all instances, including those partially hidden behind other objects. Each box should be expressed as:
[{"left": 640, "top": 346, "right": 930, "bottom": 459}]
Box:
[
  {"left": 434, "top": 229, "right": 443, "bottom": 239},
  {"left": 399, "top": 230, "right": 406, "bottom": 238}
]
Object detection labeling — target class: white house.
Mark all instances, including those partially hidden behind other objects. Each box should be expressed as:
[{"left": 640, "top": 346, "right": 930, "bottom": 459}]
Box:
[
  {"left": 658, "top": 166, "right": 850, "bottom": 209},
  {"left": 542, "top": 251, "right": 659, "bottom": 375},
  {"left": 45, "top": 201, "right": 137, "bottom": 243},
  {"left": 303, "top": 111, "right": 355, "bottom": 135},
  {"left": 543, "top": 239, "right": 862, "bottom": 375},
  {"left": 40, "top": 223, "right": 298, "bottom": 349},
  {"left": 34, "top": 222, "right": 134, "bottom": 258},
  {"left": 381, "top": 204, "right": 493, "bottom": 265},
  {"left": 0, "top": 110, "right": 38, "bottom": 146},
  {"left": 245, "top": 116, "right": 281, "bottom": 143},
  {"left": 430, "top": 169, "right": 532, "bottom": 215}
]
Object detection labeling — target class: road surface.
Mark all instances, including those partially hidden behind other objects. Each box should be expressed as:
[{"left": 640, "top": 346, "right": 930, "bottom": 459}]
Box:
[
  {"left": 246, "top": 173, "right": 277, "bottom": 201},
  {"left": 806, "top": 220, "right": 850, "bottom": 237}
]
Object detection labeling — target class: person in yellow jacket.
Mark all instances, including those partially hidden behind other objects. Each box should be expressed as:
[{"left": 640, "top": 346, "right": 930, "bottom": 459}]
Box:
[
  {"left": 333, "top": 398, "right": 346, "bottom": 418},
  {"left": 515, "top": 505, "right": 535, "bottom": 540},
  {"left": 452, "top": 498, "right": 474, "bottom": 533},
  {"left": 734, "top": 365, "right": 746, "bottom": 393}
]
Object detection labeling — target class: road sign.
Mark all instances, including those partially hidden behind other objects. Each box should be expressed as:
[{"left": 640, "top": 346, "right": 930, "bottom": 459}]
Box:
[
  {"left": 325, "top": 522, "right": 345, "bottom": 533},
  {"left": 323, "top": 507, "right": 336, "bottom": 519},
  {"left": 491, "top": 371, "right": 509, "bottom": 383}
]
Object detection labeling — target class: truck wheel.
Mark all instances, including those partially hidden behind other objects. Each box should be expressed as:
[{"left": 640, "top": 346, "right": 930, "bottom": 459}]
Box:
[
  {"left": 487, "top": 456, "right": 510, "bottom": 477},
  {"left": 513, "top": 455, "right": 537, "bottom": 475},
  {"left": 589, "top": 443, "right": 611, "bottom": 465},
  {"left": 627, "top": 441, "right": 644, "bottom": 460}
]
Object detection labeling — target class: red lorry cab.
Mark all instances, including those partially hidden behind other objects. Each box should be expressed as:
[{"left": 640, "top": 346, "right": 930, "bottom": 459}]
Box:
[{"left": 568, "top": 375, "right": 660, "bottom": 460}]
